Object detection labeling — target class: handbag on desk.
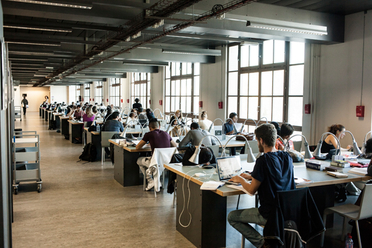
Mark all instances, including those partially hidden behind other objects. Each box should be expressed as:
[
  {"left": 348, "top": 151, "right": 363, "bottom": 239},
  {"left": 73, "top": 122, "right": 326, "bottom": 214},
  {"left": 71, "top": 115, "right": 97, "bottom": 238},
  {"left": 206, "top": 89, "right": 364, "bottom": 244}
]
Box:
[{"left": 236, "top": 132, "right": 254, "bottom": 141}]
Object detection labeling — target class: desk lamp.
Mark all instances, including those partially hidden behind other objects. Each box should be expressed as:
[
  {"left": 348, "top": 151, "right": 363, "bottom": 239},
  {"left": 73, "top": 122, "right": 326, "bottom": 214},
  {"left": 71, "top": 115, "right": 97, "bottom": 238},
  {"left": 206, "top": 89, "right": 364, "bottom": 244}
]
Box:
[
  {"left": 189, "top": 135, "right": 225, "bottom": 163},
  {"left": 225, "top": 118, "right": 239, "bottom": 134},
  {"left": 121, "top": 121, "right": 145, "bottom": 138},
  {"left": 153, "top": 108, "right": 164, "bottom": 119},
  {"left": 344, "top": 130, "right": 362, "bottom": 156},
  {"left": 240, "top": 118, "right": 258, "bottom": 133},
  {"left": 223, "top": 135, "right": 256, "bottom": 163},
  {"left": 361, "top": 130, "right": 372, "bottom": 154},
  {"left": 284, "top": 134, "right": 312, "bottom": 159},
  {"left": 258, "top": 117, "right": 268, "bottom": 124},
  {"left": 312, "top": 132, "right": 341, "bottom": 158},
  {"left": 208, "top": 118, "right": 226, "bottom": 140}
]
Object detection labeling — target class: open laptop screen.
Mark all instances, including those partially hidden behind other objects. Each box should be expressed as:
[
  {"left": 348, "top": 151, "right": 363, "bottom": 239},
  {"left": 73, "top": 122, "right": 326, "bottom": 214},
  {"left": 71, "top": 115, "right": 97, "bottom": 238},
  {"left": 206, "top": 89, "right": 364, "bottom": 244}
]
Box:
[{"left": 216, "top": 156, "right": 242, "bottom": 181}]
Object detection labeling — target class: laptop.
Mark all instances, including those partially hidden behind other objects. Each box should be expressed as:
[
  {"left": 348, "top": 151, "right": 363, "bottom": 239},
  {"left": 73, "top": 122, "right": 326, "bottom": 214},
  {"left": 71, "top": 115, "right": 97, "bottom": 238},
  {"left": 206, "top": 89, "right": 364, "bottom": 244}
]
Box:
[{"left": 216, "top": 156, "right": 242, "bottom": 185}]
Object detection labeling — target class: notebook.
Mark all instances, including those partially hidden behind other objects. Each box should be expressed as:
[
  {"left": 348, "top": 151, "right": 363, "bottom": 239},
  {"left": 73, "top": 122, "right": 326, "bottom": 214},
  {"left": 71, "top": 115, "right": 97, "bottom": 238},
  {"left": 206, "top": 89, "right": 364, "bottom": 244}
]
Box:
[{"left": 216, "top": 156, "right": 242, "bottom": 185}]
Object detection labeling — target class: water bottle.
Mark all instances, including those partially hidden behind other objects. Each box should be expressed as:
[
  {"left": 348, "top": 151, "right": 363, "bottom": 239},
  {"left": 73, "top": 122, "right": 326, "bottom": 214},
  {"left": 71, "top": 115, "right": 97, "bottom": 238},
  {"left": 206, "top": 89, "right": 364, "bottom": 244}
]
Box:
[
  {"left": 96, "top": 124, "right": 100, "bottom": 132},
  {"left": 345, "top": 233, "right": 353, "bottom": 248}
]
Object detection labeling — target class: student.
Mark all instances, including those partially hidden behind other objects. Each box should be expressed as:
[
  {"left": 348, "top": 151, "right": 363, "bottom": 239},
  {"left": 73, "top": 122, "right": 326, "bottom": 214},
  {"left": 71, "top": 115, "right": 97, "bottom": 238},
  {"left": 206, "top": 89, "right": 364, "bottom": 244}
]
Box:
[
  {"left": 169, "top": 120, "right": 183, "bottom": 137},
  {"left": 104, "top": 107, "right": 113, "bottom": 121},
  {"left": 179, "top": 122, "right": 215, "bottom": 147},
  {"left": 136, "top": 119, "right": 177, "bottom": 190},
  {"left": 146, "top": 108, "right": 156, "bottom": 121},
  {"left": 276, "top": 123, "right": 295, "bottom": 151},
  {"left": 198, "top": 110, "right": 213, "bottom": 131},
  {"left": 132, "top": 98, "right": 142, "bottom": 111},
  {"left": 224, "top": 112, "right": 243, "bottom": 155},
  {"left": 170, "top": 110, "right": 184, "bottom": 126},
  {"left": 70, "top": 105, "right": 84, "bottom": 120},
  {"left": 228, "top": 123, "right": 295, "bottom": 248},
  {"left": 21, "top": 95, "right": 28, "bottom": 115},
  {"left": 128, "top": 112, "right": 137, "bottom": 122},
  {"left": 83, "top": 106, "right": 95, "bottom": 125},
  {"left": 321, "top": 124, "right": 351, "bottom": 153},
  {"left": 102, "top": 111, "right": 124, "bottom": 132}
]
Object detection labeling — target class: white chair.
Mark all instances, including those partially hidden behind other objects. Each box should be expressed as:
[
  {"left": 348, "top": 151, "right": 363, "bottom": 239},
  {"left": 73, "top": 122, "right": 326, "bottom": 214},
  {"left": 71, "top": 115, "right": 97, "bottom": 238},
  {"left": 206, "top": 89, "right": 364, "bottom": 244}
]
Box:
[
  {"left": 321, "top": 183, "right": 372, "bottom": 248},
  {"left": 147, "top": 147, "right": 177, "bottom": 197},
  {"left": 101, "top": 131, "right": 119, "bottom": 165}
]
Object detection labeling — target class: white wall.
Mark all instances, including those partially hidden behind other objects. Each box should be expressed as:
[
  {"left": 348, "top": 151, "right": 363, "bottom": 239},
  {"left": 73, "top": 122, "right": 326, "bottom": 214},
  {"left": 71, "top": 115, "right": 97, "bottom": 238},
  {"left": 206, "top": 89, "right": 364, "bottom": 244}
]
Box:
[
  {"left": 50, "top": 86, "right": 67, "bottom": 104},
  {"left": 13, "top": 86, "right": 21, "bottom": 107},
  {"left": 19, "top": 86, "right": 50, "bottom": 111},
  {"left": 310, "top": 11, "right": 372, "bottom": 147},
  {"left": 150, "top": 67, "right": 164, "bottom": 114}
]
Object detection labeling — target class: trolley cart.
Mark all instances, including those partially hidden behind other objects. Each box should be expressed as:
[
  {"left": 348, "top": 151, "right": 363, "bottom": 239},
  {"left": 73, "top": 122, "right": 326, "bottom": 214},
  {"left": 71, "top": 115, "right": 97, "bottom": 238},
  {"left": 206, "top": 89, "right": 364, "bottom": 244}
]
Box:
[
  {"left": 13, "top": 131, "right": 42, "bottom": 194},
  {"left": 14, "top": 106, "right": 22, "bottom": 121}
]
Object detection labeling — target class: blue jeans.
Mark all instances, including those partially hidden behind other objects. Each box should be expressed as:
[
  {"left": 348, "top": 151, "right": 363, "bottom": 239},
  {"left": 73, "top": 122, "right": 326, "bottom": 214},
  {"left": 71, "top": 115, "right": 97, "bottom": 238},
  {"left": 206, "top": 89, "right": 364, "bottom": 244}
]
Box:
[{"left": 228, "top": 208, "right": 267, "bottom": 248}]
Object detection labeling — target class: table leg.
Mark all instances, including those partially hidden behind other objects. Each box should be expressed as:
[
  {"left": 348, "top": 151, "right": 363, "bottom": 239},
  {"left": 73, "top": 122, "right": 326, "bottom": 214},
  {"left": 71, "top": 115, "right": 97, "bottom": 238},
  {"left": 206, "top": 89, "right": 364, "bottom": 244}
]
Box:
[{"left": 176, "top": 175, "right": 227, "bottom": 248}]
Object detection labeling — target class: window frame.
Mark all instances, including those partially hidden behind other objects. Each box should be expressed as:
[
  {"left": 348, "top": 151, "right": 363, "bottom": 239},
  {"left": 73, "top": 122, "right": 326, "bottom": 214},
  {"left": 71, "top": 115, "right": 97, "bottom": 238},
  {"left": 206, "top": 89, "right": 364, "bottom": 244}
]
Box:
[
  {"left": 109, "top": 78, "right": 121, "bottom": 107},
  {"left": 131, "top": 73, "right": 151, "bottom": 110}
]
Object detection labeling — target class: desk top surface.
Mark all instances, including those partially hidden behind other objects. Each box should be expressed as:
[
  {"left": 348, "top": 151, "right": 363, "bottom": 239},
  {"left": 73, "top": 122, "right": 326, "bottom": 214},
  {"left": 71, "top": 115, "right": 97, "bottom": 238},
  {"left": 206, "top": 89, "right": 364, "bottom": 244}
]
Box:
[
  {"left": 14, "top": 137, "right": 38, "bottom": 144},
  {"left": 165, "top": 159, "right": 372, "bottom": 197},
  {"left": 109, "top": 139, "right": 151, "bottom": 152},
  {"left": 53, "top": 113, "right": 63, "bottom": 116},
  {"left": 60, "top": 116, "right": 70, "bottom": 120},
  {"left": 68, "top": 120, "right": 84, "bottom": 125}
]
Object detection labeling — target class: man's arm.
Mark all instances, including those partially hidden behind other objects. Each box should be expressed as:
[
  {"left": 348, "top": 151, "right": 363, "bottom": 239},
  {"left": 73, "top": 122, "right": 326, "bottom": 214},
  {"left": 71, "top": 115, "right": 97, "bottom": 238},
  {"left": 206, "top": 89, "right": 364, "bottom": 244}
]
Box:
[
  {"left": 136, "top": 140, "right": 147, "bottom": 150},
  {"left": 170, "top": 140, "right": 178, "bottom": 147},
  {"left": 178, "top": 132, "right": 191, "bottom": 147},
  {"left": 230, "top": 175, "right": 261, "bottom": 195}
]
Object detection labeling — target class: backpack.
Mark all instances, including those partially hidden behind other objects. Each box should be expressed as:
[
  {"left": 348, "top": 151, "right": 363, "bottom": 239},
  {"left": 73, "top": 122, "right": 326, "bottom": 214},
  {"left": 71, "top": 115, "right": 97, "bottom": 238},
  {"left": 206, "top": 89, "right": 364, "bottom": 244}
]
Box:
[{"left": 79, "top": 143, "right": 97, "bottom": 162}]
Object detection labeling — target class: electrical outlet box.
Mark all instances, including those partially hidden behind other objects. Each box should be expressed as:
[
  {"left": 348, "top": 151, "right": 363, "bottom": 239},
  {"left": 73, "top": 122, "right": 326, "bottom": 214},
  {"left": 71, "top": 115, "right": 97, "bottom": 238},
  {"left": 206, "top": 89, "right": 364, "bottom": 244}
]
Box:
[
  {"left": 218, "top": 101, "right": 223, "bottom": 109},
  {"left": 304, "top": 104, "right": 311, "bottom": 114},
  {"left": 356, "top": 106, "right": 365, "bottom": 117}
]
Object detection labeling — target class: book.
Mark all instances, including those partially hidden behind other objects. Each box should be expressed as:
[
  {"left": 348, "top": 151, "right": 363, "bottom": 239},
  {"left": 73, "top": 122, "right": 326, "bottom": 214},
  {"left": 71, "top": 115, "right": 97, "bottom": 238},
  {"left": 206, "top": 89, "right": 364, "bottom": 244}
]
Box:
[
  {"left": 326, "top": 171, "right": 348, "bottom": 178},
  {"left": 226, "top": 184, "right": 254, "bottom": 196},
  {"left": 330, "top": 160, "right": 350, "bottom": 168},
  {"left": 348, "top": 168, "right": 368, "bottom": 176},
  {"left": 306, "top": 160, "right": 323, "bottom": 170}
]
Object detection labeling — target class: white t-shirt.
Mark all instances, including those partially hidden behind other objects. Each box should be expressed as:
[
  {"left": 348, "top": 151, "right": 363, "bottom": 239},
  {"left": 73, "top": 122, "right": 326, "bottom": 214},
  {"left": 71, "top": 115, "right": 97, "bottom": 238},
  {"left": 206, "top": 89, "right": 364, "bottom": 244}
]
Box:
[{"left": 199, "top": 119, "right": 213, "bottom": 131}]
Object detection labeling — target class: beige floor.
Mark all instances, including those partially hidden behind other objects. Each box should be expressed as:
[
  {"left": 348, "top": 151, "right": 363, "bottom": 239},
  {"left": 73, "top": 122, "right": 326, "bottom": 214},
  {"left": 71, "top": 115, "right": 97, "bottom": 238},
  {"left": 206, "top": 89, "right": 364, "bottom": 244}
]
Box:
[
  {"left": 12, "top": 112, "right": 352, "bottom": 248},
  {"left": 12, "top": 112, "right": 252, "bottom": 248}
]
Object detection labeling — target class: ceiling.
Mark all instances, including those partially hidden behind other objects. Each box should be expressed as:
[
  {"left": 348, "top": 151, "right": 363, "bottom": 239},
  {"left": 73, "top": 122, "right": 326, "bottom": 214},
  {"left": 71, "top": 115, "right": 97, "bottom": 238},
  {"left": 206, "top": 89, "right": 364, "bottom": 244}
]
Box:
[{"left": 2, "top": 0, "right": 371, "bottom": 86}]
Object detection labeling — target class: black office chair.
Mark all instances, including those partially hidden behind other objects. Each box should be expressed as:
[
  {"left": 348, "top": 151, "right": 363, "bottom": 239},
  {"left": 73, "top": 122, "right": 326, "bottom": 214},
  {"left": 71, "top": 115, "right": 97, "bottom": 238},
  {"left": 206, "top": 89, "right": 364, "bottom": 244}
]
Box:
[{"left": 263, "top": 187, "right": 325, "bottom": 248}]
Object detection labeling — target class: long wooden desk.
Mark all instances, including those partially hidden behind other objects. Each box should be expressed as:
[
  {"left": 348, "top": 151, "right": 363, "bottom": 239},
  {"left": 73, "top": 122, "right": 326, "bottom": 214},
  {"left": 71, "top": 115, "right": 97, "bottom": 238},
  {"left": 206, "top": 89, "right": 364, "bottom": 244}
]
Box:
[
  {"left": 165, "top": 160, "right": 371, "bottom": 248},
  {"left": 60, "top": 116, "right": 70, "bottom": 139},
  {"left": 53, "top": 113, "right": 63, "bottom": 130},
  {"left": 83, "top": 127, "right": 101, "bottom": 161}
]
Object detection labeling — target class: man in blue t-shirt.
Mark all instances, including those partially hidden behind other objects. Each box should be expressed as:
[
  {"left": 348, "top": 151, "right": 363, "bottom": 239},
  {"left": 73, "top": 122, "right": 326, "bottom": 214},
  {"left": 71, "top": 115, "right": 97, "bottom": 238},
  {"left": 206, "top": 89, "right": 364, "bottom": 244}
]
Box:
[
  {"left": 136, "top": 119, "right": 177, "bottom": 190},
  {"left": 228, "top": 123, "right": 295, "bottom": 248}
]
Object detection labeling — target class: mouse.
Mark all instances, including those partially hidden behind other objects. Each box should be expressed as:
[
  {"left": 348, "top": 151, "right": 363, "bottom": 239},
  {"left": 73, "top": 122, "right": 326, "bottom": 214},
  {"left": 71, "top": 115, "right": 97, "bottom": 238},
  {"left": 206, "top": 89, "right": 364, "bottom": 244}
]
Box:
[{"left": 202, "top": 164, "right": 214, "bottom": 169}]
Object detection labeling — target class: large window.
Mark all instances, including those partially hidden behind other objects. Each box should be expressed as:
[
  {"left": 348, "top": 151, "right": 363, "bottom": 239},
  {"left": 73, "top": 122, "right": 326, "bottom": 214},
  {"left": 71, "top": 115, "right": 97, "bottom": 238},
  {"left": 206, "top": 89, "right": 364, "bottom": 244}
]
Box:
[
  {"left": 131, "top": 73, "right": 151, "bottom": 109},
  {"left": 84, "top": 83, "right": 90, "bottom": 103},
  {"left": 109, "top": 78, "right": 121, "bottom": 107},
  {"left": 76, "top": 85, "right": 80, "bottom": 103},
  {"left": 227, "top": 40, "right": 305, "bottom": 132},
  {"left": 95, "top": 81, "right": 103, "bottom": 104},
  {"left": 164, "top": 62, "right": 200, "bottom": 116}
]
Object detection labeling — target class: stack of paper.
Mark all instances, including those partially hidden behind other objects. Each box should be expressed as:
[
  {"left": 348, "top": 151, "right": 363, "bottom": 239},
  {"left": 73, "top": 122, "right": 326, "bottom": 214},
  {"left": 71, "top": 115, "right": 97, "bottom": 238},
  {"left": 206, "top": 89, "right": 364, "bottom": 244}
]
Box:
[
  {"left": 226, "top": 184, "right": 254, "bottom": 196},
  {"left": 326, "top": 171, "right": 348, "bottom": 178},
  {"left": 295, "top": 178, "right": 312, "bottom": 185},
  {"left": 200, "top": 181, "right": 225, "bottom": 190},
  {"left": 348, "top": 168, "right": 368, "bottom": 176}
]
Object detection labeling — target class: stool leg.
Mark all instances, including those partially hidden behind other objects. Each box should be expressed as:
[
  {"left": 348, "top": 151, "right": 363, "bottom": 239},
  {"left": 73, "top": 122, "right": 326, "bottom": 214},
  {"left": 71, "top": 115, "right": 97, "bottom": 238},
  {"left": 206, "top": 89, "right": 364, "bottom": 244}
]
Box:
[
  {"left": 320, "top": 212, "right": 328, "bottom": 247},
  {"left": 241, "top": 235, "right": 245, "bottom": 248},
  {"left": 341, "top": 217, "right": 348, "bottom": 241},
  {"left": 356, "top": 220, "right": 362, "bottom": 248},
  {"left": 236, "top": 195, "right": 241, "bottom": 210},
  {"left": 101, "top": 148, "right": 104, "bottom": 165}
]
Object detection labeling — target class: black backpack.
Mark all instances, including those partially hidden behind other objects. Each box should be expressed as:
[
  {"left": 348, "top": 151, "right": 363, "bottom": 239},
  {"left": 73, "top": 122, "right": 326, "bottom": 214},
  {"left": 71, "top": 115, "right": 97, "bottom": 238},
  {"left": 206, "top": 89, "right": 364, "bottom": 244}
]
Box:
[{"left": 79, "top": 143, "right": 97, "bottom": 162}]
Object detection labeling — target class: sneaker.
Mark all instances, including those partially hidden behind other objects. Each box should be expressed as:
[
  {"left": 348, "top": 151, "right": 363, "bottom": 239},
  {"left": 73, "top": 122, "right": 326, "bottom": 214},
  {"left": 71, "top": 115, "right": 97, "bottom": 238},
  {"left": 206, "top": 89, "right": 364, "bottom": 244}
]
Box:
[{"left": 146, "top": 180, "right": 154, "bottom": 191}]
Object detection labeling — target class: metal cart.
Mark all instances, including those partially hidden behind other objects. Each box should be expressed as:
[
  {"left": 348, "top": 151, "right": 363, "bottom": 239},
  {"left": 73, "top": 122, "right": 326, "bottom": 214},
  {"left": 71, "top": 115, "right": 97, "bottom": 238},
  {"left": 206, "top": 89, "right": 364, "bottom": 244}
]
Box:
[
  {"left": 13, "top": 131, "right": 42, "bottom": 194},
  {"left": 14, "top": 106, "right": 22, "bottom": 121}
]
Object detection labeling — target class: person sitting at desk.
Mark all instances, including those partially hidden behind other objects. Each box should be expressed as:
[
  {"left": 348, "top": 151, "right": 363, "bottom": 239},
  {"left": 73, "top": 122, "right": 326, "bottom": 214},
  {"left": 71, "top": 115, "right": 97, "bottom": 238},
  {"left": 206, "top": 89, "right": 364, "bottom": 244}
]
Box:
[
  {"left": 179, "top": 122, "right": 215, "bottom": 147},
  {"left": 275, "top": 123, "right": 295, "bottom": 151},
  {"left": 104, "top": 107, "right": 113, "bottom": 121},
  {"left": 170, "top": 110, "right": 184, "bottom": 126},
  {"left": 146, "top": 108, "right": 156, "bottom": 121},
  {"left": 198, "top": 110, "right": 213, "bottom": 131},
  {"left": 321, "top": 124, "right": 351, "bottom": 154},
  {"left": 83, "top": 106, "right": 95, "bottom": 126},
  {"left": 228, "top": 123, "right": 295, "bottom": 248},
  {"left": 70, "top": 105, "right": 84, "bottom": 120},
  {"left": 136, "top": 119, "right": 177, "bottom": 191},
  {"left": 102, "top": 111, "right": 124, "bottom": 132},
  {"left": 224, "top": 112, "right": 244, "bottom": 155}
]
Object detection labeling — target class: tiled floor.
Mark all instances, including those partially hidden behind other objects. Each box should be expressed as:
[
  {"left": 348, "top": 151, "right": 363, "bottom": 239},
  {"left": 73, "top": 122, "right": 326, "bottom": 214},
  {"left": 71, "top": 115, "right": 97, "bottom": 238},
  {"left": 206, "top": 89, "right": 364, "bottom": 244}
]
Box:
[{"left": 12, "top": 112, "right": 357, "bottom": 248}]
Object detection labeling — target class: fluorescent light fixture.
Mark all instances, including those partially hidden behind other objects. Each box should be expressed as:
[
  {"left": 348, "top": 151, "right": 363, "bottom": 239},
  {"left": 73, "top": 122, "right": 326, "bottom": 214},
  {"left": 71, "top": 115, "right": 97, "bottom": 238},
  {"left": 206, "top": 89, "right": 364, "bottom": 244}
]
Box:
[
  {"left": 132, "top": 31, "right": 141, "bottom": 39},
  {"left": 152, "top": 19, "right": 164, "bottom": 29},
  {"left": 240, "top": 41, "right": 259, "bottom": 46},
  {"left": 246, "top": 21, "right": 327, "bottom": 36},
  {"left": 6, "top": 0, "right": 92, "bottom": 9},
  {"left": 7, "top": 41, "right": 61, "bottom": 46},
  {"left": 162, "top": 48, "right": 221, "bottom": 56},
  {"left": 123, "top": 61, "right": 169, "bottom": 67},
  {"left": 9, "top": 58, "right": 48, "bottom": 61},
  {"left": 4, "top": 25, "right": 72, "bottom": 32}
]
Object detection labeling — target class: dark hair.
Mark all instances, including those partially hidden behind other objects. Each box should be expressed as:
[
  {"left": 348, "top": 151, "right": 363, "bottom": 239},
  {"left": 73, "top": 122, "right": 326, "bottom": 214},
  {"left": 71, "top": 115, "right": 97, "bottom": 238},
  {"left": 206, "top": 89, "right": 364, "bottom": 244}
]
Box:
[
  {"left": 111, "top": 111, "right": 120, "bottom": 119},
  {"left": 134, "top": 98, "right": 140, "bottom": 103},
  {"left": 201, "top": 111, "right": 207, "bottom": 118},
  {"left": 146, "top": 108, "right": 152, "bottom": 114},
  {"left": 328, "top": 124, "right": 345, "bottom": 135},
  {"left": 138, "top": 107, "right": 143, "bottom": 113},
  {"left": 255, "top": 123, "right": 277, "bottom": 147},
  {"left": 229, "top": 112, "right": 238, "bottom": 119},
  {"left": 149, "top": 118, "right": 159, "bottom": 129},
  {"left": 92, "top": 106, "right": 97, "bottom": 113},
  {"left": 281, "top": 123, "right": 294, "bottom": 137},
  {"left": 129, "top": 112, "right": 136, "bottom": 118},
  {"left": 365, "top": 138, "right": 372, "bottom": 154},
  {"left": 190, "top": 122, "right": 200, "bottom": 130},
  {"left": 199, "top": 147, "right": 213, "bottom": 164},
  {"left": 271, "top": 122, "right": 281, "bottom": 136}
]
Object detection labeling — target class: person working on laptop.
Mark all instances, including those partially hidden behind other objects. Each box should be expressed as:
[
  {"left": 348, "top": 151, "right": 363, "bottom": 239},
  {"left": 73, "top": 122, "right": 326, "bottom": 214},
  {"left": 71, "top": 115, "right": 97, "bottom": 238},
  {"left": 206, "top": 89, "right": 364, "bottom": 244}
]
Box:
[
  {"left": 136, "top": 119, "right": 177, "bottom": 191},
  {"left": 227, "top": 123, "right": 295, "bottom": 248},
  {"left": 224, "top": 112, "right": 244, "bottom": 155}
]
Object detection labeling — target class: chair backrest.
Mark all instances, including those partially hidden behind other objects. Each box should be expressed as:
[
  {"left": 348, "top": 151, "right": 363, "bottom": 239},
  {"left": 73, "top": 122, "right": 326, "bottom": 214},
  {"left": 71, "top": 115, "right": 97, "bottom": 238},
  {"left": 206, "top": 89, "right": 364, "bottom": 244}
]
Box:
[
  {"left": 150, "top": 147, "right": 177, "bottom": 173},
  {"left": 358, "top": 183, "right": 372, "bottom": 219},
  {"left": 207, "top": 145, "right": 220, "bottom": 157},
  {"left": 101, "top": 131, "right": 119, "bottom": 147},
  {"left": 293, "top": 141, "right": 302, "bottom": 152}
]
